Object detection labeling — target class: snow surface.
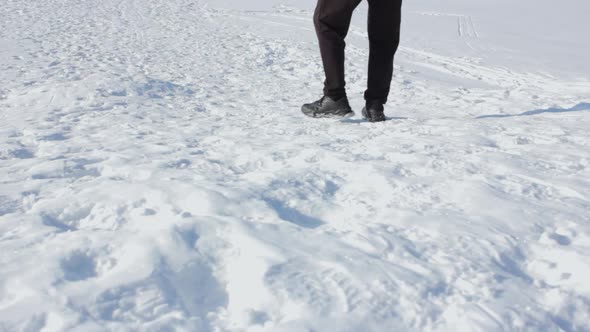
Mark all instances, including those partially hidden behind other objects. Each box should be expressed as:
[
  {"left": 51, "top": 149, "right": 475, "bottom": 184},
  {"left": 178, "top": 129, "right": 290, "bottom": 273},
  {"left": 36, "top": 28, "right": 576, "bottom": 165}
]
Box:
[{"left": 1, "top": 0, "right": 590, "bottom": 331}]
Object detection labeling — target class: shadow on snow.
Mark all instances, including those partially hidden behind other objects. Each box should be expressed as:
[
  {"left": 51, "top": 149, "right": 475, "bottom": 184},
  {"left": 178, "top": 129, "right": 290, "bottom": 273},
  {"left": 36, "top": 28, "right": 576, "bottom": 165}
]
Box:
[
  {"left": 477, "top": 102, "right": 590, "bottom": 119},
  {"left": 264, "top": 198, "right": 324, "bottom": 229}
]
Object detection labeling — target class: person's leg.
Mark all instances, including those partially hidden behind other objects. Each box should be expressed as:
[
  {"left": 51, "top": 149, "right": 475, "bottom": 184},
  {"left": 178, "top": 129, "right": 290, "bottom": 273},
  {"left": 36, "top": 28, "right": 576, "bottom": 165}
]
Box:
[
  {"left": 314, "top": 0, "right": 362, "bottom": 100},
  {"left": 365, "top": 0, "right": 402, "bottom": 104}
]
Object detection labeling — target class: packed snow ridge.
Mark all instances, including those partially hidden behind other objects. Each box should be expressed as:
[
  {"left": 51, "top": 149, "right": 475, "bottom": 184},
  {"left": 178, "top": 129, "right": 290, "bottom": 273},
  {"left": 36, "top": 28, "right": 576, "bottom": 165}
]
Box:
[{"left": 1, "top": 0, "right": 589, "bottom": 331}]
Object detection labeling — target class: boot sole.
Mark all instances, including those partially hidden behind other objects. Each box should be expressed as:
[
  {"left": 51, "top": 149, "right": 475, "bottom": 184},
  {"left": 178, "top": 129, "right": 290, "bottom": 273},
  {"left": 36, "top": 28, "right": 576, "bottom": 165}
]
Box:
[{"left": 302, "top": 108, "right": 355, "bottom": 119}]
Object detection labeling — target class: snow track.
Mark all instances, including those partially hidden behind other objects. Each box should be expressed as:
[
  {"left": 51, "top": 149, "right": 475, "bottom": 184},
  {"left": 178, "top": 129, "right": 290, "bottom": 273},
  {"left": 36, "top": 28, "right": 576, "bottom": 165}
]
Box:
[{"left": 1, "top": 0, "right": 590, "bottom": 331}]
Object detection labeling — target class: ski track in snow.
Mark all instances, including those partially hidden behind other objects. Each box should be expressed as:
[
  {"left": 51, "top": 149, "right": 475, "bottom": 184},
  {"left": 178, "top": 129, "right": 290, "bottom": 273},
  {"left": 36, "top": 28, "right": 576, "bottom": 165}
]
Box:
[{"left": 1, "top": 0, "right": 590, "bottom": 331}]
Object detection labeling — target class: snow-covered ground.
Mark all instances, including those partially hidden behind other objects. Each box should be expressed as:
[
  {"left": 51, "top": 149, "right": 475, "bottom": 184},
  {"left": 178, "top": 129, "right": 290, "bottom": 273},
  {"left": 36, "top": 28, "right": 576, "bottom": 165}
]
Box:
[{"left": 1, "top": 0, "right": 590, "bottom": 330}]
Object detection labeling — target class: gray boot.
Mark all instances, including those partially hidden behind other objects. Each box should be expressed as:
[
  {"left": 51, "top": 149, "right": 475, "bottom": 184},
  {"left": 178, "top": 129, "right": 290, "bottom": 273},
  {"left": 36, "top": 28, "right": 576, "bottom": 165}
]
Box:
[
  {"left": 362, "top": 102, "right": 386, "bottom": 122},
  {"left": 302, "top": 96, "right": 355, "bottom": 119}
]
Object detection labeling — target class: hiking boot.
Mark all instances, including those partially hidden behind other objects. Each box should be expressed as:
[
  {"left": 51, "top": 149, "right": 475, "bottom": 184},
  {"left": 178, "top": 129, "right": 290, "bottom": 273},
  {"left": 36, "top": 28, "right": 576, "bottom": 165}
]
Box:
[
  {"left": 362, "top": 102, "right": 386, "bottom": 122},
  {"left": 301, "top": 96, "right": 355, "bottom": 119}
]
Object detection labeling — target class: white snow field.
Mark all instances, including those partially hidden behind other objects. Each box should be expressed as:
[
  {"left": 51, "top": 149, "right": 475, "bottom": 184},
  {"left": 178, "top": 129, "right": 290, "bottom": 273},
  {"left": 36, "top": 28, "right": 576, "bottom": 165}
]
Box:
[{"left": 1, "top": 0, "right": 590, "bottom": 330}]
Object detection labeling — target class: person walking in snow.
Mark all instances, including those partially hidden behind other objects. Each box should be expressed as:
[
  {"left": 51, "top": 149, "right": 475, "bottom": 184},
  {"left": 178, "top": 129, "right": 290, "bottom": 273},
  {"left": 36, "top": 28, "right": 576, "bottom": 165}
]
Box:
[{"left": 302, "top": 0, "right": 402, "bottom": 122}]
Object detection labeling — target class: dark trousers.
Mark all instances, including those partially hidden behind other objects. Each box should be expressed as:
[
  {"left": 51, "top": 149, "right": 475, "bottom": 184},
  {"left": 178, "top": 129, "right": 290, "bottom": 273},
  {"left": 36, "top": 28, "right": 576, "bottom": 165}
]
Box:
[{"left": 314, "top": 0, "right": 402, "bottom": 104}]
